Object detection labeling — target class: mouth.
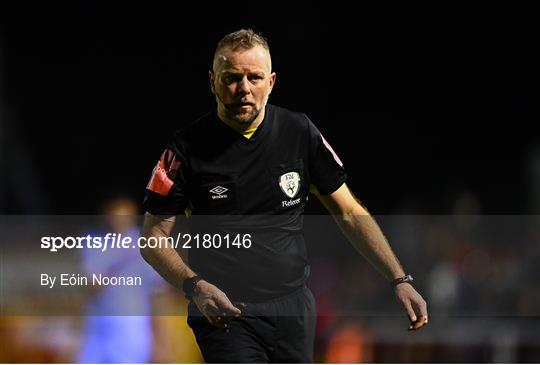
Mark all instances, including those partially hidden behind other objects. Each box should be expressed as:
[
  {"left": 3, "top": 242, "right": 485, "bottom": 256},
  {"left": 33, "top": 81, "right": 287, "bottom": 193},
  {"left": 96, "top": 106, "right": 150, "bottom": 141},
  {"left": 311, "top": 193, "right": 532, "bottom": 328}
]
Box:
[{"left": 230, "top": 102, "right": 255, "bottom": 109}]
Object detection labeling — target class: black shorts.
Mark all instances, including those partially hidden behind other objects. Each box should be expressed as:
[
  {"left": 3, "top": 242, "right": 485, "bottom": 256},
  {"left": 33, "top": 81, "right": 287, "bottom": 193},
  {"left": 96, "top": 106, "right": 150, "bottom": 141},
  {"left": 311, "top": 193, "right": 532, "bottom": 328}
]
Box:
[{"left": 187, "top": 285, "right": 317, "bottom": 363}]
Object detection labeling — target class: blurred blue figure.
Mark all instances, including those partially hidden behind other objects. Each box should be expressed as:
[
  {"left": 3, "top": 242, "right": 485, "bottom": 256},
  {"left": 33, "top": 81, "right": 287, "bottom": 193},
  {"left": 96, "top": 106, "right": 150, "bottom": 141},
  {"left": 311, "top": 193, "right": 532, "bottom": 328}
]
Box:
[{"left": 78, "top": 197, "right": 159, "bottom": 363}]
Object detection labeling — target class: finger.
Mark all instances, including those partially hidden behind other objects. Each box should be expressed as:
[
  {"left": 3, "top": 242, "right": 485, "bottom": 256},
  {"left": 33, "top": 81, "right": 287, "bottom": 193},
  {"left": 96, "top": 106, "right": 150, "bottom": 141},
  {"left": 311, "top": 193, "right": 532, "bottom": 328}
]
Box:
[
  {"left": 402, "top": 299, "right": 417, "bottom": 323},
  {"left": 409, "top": 315, "right": 428, "bottom": 331},
  {"left": 202, "top": 301, "right": 220, "bottom": 317},
  {"left": 204, "top": 312, "right": 227, "bottom": 328},
  {"left": 208, "top": 304, "right": 234, "bottom": 329},
  {"left": 232, "top": 301, "right": 247, "bottom": 312},
  {"left": 202, "top": 302, "right": 225, "bottom": 327},
  {"left": 412, "top": 298, "right": 428, "bottom": 326},
  {"left": 203, "top": 313, "right": 223, "bottom": 328},
  {"left": 201, "top": 300, "right": 235, "bottom": 328},
  {"left": 417, "top": 299, "right": 428, "bottom": 321},
  {"left": 215, "top": 296, "right": 242, "bottom": 317}
]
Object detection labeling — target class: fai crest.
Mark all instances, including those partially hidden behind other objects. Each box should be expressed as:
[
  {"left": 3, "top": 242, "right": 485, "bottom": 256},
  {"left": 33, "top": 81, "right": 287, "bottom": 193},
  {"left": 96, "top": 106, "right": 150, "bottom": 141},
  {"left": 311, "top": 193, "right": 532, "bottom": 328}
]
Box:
[{"left": 279, "top": 172, "right": 301, "bottom": 198}]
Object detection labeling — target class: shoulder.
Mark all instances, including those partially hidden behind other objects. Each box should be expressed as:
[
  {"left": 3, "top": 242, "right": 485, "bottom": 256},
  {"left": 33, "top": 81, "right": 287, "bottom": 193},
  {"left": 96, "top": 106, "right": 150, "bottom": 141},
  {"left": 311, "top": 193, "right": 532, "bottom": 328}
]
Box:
[
  {"left": 268, "top": 104, "right": 311, "bottom": 132},
  {"left": 169, "top": 111, "right": 214, "bottom": 150}
]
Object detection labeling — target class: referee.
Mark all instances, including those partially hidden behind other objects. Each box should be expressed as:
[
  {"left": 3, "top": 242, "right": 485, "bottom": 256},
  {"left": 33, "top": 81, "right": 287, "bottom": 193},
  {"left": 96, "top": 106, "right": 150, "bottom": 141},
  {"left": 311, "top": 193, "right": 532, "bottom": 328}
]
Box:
[{"left": 141, "top": 29, "right": 428, "bottom": 363}]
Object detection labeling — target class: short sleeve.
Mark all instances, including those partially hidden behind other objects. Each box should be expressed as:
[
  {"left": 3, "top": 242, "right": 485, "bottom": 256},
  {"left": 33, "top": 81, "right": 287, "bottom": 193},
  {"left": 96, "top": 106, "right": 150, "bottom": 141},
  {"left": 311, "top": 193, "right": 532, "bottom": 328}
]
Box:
[
  {"left": 143, "top": 145, "right": 189, "bottom": 216},
  {"left": 306, "top": 115, "right": 347, "bottom": 195}
]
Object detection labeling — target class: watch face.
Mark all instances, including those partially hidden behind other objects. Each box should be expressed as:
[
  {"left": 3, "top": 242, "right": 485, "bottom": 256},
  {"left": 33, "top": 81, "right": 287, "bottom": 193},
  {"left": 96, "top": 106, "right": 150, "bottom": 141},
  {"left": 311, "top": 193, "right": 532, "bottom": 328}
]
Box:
[{"left": 392, "top": 275, "right": 413, "bottom": 286}]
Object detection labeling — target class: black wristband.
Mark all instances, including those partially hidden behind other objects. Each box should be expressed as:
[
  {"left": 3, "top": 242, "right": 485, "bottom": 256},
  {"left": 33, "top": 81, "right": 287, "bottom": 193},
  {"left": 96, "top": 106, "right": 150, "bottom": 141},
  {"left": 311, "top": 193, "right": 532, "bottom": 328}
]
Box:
[
  {"left": 182, "top": 275, "right": 202, "bottom": 300},
  {"left": 391, "top": 274, "right": 414, "bottom": 287}
]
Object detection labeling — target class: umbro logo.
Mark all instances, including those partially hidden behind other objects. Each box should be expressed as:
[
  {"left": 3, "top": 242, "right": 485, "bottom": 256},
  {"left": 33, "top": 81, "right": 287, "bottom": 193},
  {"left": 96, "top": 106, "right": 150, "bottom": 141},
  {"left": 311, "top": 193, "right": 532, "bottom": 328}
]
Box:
[
  {"left": 209, "top": 186, "right": 228, "bottom": 200},
  {"left": 210, "top": 186, "right": 228, "bottom": 195}
]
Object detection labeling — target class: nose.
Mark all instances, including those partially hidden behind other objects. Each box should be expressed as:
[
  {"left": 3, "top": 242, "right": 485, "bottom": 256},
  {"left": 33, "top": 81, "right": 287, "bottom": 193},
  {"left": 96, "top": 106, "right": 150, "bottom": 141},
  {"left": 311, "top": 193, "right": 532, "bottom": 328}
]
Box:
[{"left": 237, "top": 76, "right": 251, "bottom": 96}]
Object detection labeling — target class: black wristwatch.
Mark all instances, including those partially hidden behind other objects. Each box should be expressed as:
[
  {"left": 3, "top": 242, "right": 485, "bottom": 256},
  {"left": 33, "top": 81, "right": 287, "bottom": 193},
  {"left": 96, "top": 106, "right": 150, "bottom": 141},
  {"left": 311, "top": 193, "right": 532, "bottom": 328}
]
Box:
[
  {"left": 182, "top": 275, "right": 202, "bottom": 300},
  {"left": 391, "top": 274, "right": 414, "bottom": 287}
]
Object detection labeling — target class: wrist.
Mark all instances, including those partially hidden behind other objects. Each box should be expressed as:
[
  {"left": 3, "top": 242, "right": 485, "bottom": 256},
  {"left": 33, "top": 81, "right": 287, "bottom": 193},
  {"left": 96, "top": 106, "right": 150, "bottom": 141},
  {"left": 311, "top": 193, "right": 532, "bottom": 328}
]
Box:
[
  {"left": 192, "top": 279, "right": 206, "bottom": 298},
  {"left": 182, "top": 275, "right": 203, "bottom": 300},
  {"left": 391, "top": 274, "right": 414, "bottom": 287}
]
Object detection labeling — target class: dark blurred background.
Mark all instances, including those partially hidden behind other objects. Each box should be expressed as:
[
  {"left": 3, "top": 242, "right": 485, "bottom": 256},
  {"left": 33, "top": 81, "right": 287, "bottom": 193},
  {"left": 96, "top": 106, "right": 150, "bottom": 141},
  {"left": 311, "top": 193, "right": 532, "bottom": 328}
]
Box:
[
  {"left": 2, "top": 2, "right": 540, "bottom": 363},
  {"left": 2, "top": 2, "right": 539, "bottom": 214}
]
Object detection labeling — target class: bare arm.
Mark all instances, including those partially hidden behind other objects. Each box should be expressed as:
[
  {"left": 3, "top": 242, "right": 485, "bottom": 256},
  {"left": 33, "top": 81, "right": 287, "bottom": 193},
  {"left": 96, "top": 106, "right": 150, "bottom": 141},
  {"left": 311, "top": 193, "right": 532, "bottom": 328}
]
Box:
[
  {"left": 140, "top": 213, "right": 196, "bottom": 287},
  {"left": 316, "top": 183, "right": 428, "bottom": 330},
  {"left": 316, "top": 184, "right": 404, "bottom": 280},
  {"left": 140, "top": 212, "right": 241, "bottom": 327}
]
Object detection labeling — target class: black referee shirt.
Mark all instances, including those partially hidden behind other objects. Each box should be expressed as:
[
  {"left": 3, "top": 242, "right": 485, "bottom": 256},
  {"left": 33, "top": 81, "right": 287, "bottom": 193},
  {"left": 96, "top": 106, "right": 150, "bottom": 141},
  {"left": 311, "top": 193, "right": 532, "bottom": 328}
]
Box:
[{"left": 144, "top": 104, "right": 346, "bottom": 301}]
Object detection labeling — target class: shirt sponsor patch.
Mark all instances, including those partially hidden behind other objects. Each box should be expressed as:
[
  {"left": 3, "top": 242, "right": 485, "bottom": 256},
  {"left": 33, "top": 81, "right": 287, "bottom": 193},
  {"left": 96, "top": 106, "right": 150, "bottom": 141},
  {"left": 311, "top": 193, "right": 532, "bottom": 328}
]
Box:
[{"left": 147, "top": 149, "right": 180, "bottom": 196}]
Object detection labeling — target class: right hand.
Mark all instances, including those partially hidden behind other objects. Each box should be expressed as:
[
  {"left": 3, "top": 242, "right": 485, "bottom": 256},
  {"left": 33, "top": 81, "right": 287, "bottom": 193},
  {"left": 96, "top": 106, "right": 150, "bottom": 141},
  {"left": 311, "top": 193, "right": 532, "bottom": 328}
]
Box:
[{"left": 192, "top": 280, "right": 242, "bottom": 328}]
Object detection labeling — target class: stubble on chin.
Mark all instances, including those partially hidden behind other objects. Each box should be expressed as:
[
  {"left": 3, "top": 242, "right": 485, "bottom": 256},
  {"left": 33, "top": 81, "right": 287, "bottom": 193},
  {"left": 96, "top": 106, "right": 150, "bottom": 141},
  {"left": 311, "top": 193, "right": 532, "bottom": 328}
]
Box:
[{"left": 226, "top": 107, "right": 260, "bottom": 126}]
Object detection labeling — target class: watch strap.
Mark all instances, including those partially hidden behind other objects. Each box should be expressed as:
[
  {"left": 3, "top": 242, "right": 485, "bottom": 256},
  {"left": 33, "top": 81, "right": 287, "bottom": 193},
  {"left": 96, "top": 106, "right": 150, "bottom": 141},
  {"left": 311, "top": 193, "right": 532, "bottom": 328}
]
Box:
[
  {"left": 391, "top": 274, "right": 414, "bottom": 287},
  {"left": 182, "top": 275, "right": 202, "bottom": 300}
]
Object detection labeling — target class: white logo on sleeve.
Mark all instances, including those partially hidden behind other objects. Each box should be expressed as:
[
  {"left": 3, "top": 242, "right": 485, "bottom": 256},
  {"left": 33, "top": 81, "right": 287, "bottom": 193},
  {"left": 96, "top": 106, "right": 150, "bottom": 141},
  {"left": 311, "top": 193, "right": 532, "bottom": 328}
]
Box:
[
  {"left": 279, "top": 172, "right": 301, "bottom": 199},
  {"left": 209, "top": 186, "right": 228, "bottom": 199}
]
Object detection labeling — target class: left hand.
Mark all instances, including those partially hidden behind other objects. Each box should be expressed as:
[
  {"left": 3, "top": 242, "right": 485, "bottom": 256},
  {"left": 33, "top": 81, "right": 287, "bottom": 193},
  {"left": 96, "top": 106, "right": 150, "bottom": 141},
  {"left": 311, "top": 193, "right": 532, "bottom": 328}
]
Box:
[{"left": 394, "top": 283, "right": 428, "bottom": 331}]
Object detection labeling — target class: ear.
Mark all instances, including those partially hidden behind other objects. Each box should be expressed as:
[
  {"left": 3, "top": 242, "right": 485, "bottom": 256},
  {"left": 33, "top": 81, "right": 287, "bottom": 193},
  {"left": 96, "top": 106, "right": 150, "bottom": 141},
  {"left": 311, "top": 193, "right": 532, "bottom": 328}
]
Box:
[
  {"left": 209, "top": 70, "right": 215, "bottom": 94},
  {"left": 269, "top": 72, "right": 277, "bottom": 93}
]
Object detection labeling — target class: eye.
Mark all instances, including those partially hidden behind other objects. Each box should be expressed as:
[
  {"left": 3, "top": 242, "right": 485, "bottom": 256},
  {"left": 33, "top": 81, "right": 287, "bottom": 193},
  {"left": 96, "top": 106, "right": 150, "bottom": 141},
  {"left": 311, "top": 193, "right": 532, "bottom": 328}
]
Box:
[
  {"left": 248, "top": 74, "right": 264, "bottom": 83},
  {"left": 222, "top": 74, "right": 241, "bottom": 85}
]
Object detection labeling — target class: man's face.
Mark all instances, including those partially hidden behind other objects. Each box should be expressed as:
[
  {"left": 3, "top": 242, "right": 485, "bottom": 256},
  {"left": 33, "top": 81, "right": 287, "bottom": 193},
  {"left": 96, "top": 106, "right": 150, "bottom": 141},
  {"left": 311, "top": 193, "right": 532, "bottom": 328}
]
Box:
[{"left": 210, "top": 45, "right": 276, "bottom": 126}]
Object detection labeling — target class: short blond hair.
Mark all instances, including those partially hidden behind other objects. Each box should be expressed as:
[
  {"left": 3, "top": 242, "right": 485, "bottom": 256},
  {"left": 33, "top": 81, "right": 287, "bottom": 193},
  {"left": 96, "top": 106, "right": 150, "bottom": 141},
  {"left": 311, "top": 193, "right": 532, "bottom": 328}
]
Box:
[
  {"left": 213, "top": 29, "right": 271, "bottom": 72},
  {"left": 215, "top": 28, "right": 269, "bottom": 54}
]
